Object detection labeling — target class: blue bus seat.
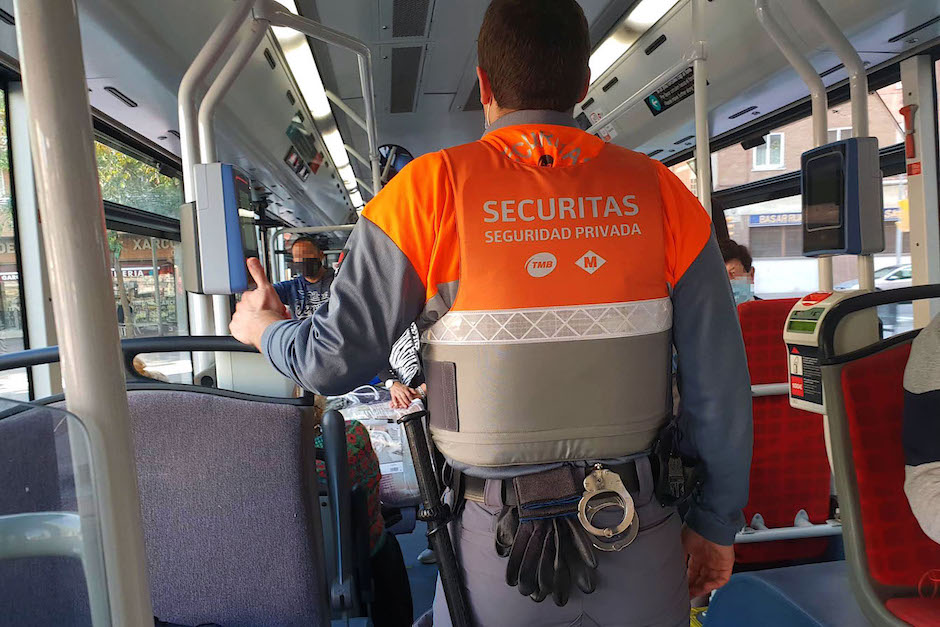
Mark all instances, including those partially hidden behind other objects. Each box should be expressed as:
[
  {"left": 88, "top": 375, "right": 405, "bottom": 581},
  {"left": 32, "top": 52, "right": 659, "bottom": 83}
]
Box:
[
  {"left": 123, "top": 389, "right": 330, "bottom": 627},
  {"left": 705, "top": 561, "right": 868, "bottom": 626},
  {"left": 0, "top": 404, "right": 92, "bottom": 626}
]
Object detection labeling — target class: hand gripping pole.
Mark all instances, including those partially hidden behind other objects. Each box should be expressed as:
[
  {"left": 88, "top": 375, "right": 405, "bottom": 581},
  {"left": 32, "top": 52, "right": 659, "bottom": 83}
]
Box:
[{"left": 399, "top": 410, "right": 472, "bottom": 627}]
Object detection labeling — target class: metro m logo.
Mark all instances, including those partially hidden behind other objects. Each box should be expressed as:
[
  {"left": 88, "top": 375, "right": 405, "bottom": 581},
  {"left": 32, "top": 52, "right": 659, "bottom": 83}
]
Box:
[{"left": 575, "top": 250, "right": 606, "bottom": 275}]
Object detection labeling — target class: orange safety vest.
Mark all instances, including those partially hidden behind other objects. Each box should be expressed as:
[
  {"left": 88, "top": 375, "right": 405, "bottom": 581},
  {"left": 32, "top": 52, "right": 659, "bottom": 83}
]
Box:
[{"left": 364, "top": 119, "right": 711, "bottom": 467}]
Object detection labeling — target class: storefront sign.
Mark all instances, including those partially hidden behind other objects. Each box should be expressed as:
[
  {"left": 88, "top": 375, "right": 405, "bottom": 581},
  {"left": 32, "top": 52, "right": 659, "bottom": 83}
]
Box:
[{"left": 749, "top": 208, "right": 900, "bottom": 227}]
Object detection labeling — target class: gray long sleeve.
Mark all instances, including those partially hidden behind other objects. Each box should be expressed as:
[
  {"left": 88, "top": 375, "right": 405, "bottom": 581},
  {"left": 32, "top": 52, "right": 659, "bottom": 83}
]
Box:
[
  {"left": 672, "top": 234, "right": 753, "bottom": 545},
  {"left": 261, "top": 218, "right": 426, "bottom": 396}
]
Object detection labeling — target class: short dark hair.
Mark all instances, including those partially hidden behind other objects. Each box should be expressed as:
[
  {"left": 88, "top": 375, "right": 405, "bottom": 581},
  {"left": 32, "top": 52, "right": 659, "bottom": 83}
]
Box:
[
  {"left": 719, "top": 239, "right": 753, "bottom": 272},
  {"left": 290, "top": 236, "right": 323, "bottom": 254},
  {"left": 478, "top": 0, "right": 590, "bottom": 112}
]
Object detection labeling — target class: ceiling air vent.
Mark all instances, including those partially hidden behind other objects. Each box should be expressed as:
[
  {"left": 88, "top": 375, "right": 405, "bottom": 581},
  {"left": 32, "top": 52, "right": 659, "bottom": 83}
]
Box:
[
  {"left": 168, "top": 130, "right": 180, "bottom": 138},
  {"left": 0, "top": 9, "right": 14, "bottom": 26},
  {"left": 463, "top": 80, "right": 482, "bottom": 112},
  {"left": 390, "top": 46, "right": 423, "bottom": 113},
  {"left": 819, "top": 63, "right": 844, "bottom": 79},
  {"left": 888, "top": 16, "right": 940, "bottom": 43},
  {"left": 104, "top": 86, "right": 137, "bottom": 108},
  {"left": 392, "top": 0, "right": 431, "bottom": 37},
  {"left": 674, "top": 135, "right": 695, "bottom": 145},
  {"left": 646, "top": 149, "right": 663, "bottom": 157},
  {"left": 729, "top": 105, "right": 757, "bottom": 120}
]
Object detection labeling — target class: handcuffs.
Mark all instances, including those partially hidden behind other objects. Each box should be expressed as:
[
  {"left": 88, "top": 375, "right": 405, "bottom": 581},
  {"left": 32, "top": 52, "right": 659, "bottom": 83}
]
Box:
[{"left": 577, "top": 464, "right": 639, "bottom": 552}]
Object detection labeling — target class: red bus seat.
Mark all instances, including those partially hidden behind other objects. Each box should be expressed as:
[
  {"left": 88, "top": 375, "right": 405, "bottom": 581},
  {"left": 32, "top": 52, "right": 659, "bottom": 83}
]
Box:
[
  {"left": 736, "top": 299, "right": 832, "bottom": 564},
  {"left": 841, "top": 344, "right": 940, "bottom": 625}
]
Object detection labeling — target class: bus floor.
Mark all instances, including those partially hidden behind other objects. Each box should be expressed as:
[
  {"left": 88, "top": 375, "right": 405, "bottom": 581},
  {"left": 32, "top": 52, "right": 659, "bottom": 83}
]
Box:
[{"left": 398, "top": 520, "right": 438, "bottom": 621}]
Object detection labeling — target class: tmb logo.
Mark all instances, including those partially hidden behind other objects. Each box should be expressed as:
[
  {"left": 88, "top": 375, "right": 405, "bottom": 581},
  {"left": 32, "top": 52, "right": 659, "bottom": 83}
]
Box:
[
  {"left": 575, "top": 251, "right": 606, "bottom": 275},
  {"left": 526, "top": 252, "right": 557, "bottom": 278}
]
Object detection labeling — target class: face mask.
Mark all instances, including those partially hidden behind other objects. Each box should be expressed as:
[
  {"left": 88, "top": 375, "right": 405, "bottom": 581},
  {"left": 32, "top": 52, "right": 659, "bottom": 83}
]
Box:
[
  {"left": 290, "top": 258, "right": 322, "bottom": 278},
  {"left": 730, "top": 278, "right": 754, "bottom": 305},
  {"left": 483, "top": 102, "right": 490, "bottom": 132}
]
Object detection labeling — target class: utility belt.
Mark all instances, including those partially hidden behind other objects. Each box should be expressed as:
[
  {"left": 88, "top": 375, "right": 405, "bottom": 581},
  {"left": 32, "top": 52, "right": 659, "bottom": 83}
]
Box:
[
  {"left": 455, "top": 417, "right": 701, "bottom": 522},
  {"left": 461, "top": 462, "right": 640, "bottom": 506},
  {"left": 437, "top": 419, "right": 701, "bottom": 607}
]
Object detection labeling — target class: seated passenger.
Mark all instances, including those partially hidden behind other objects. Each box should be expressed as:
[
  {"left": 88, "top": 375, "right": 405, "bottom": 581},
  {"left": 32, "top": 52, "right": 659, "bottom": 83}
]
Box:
[
  {"left": 313, "top": 404, "right": 413, "bottom": 625},
  {"left": 719, "top": 238, "right": 758, "bottom": 304},
  {"left": 273, "top": 236, "right": 334, "bottom": 319},
  {"left": 380, "top": 323, "right": 427, "bottom": 409},
  {"left": 903, "top": 313, "right": 940, "bottom": 543}
]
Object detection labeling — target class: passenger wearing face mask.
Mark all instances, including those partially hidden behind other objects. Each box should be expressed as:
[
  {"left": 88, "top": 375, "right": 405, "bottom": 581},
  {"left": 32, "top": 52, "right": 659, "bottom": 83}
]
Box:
[
  {"left": 719, "top": 239, "right": 759, "bottom": 305},
  {"left": 273, "top": 236, "right": 334, "bottom": 319}
]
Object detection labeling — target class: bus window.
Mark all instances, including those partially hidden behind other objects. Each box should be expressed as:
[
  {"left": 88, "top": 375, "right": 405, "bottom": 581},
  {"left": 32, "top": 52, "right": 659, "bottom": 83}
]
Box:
[
  {"left": 95, "top": 138, "right": 183, "bottom": 219},
  {"left": 0, "top": 88, "right": 28, "bottom": 401},
  {"left": 107, "top": 230, "right": 192, "bottom": 384}
]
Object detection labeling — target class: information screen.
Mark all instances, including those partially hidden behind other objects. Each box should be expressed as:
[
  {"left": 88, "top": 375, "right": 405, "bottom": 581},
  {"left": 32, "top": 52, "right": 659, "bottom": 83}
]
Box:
[
  {"left": 787, "top": 319, "right": 818, "bottom": 333},
  {"left": 805, "top": 152, "right": 844, "bottom": 230},
  {"left": 233, "top": 173, "right": 259, "bottom": 260}
]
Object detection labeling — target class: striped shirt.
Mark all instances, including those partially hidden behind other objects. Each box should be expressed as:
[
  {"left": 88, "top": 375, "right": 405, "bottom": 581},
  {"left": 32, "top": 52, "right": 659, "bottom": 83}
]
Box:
[
  {"left": 387, "top": 324, "right": 422, "bottom": 387},
  {"left": 903, "top": 314, "right": 940, "bottom": 543}
]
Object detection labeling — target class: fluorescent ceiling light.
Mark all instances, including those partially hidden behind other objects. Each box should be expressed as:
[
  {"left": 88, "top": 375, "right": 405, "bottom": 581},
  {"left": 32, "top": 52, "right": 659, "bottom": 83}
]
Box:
[
  {"left": 349, "top": 190, "right": 364, "bottom": 207},
  {"left": 628, "top": 0, "right": 678, "bottom": 28},
  {"left": 589, "top": 0, "right": 681, "bottom": 84},
  {"left": 589, "top": 36, "right": 631, "bottom": 83},
  {"left": 272, "top": 0, "right": 364, "bottom": 210},
  {"left": 271, "top": 1, "right": 332, "bottom": 119}
]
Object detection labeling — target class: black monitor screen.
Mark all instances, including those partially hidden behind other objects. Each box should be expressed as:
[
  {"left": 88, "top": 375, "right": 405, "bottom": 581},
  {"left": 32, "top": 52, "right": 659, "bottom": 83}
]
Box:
[
  {"left": 805, "top": 152, "right": 844, "bottom": 230},
  {"left": 234, "top": 172, "right": 259, "bottom": 260}
]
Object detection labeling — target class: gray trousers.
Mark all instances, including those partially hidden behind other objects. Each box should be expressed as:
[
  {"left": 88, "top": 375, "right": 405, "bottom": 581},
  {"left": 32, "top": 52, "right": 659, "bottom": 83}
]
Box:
[{"left": 432, "top": 463, "right": 690, "bottom": 627}]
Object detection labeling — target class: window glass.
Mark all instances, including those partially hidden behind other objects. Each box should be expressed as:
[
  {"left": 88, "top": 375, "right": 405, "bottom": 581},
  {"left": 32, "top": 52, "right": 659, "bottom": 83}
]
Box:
[
  {"left": 0, "top": 89, "right": 27, "bottom": 400},
  {"left": 95, "top": 139, "right": 183, "bottom": 218},
  {"left": 752, "top": 132, "right": 785, "bottom": 171},
  {"left": 714, "top": 81, "right": 904, "bottom": 191},
  {"left": 827, "top": 127, "right": 852, "bottom": 143},
  {"left": 722, "top": 173, "right": 910, "bottom": 300},
  {"left": 107, "top": 230, "right": 192, "bottom": 383}
]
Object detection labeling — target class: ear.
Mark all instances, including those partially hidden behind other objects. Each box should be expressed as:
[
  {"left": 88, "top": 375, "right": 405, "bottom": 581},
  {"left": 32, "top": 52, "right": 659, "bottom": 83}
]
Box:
[
  {"left": 477, "top": 66, "right": 494, "bottom": 107},
  {"left": 577, "top": 69, "right": 591, "bottom": 103},
  {"left": 748, "top": 267, "right": 755, "bottom": 283}
]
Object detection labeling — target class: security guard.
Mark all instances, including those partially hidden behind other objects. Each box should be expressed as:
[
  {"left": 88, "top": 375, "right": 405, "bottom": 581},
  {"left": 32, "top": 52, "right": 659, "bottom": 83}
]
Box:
[{"left": 231, "top": 1, "right": 752, "bottom": 624}]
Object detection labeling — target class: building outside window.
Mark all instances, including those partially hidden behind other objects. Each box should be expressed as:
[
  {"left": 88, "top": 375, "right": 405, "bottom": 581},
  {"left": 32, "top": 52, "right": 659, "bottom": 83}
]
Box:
[
  {"left": 0, "top": 89, "right": 28, "bottom": 400},
  {"left": 752, "top": 132, "right": 785, "bottom": 170},
  {"left": 94, "top": 139, "right": 191, "bottom": 383},
  {"left": 827, "top": 127, "right": 853, "bottom": 143}
]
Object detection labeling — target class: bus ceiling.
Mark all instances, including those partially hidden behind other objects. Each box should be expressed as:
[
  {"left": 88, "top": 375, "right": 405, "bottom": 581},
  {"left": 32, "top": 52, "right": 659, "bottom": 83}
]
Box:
[{"left": 0, "top": 0, "right": 932, "bottom": 228}]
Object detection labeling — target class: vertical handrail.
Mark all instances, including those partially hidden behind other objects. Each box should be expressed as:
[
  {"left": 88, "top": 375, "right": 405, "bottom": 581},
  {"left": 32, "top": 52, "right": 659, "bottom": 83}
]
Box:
[
  {"left": 12, "top": 0, "right": 154, "bottom": 624},
  {"left": 793, "top": 0, "right": 874, "bottom": 291},
  {"left": 691, "top": 0, "right": 712, "bottom": 216},
  {"left": 754, "top": 0, "right": 833, "bottom": 291},
  {"left": 196, "top": 16, "right": 270, "bottom": 337},
  {"left": 198, "top": 18, "right": 270, "bottom": 164},
  {"left": 178, "top": 0, "right": 254, "bottom": 374}
]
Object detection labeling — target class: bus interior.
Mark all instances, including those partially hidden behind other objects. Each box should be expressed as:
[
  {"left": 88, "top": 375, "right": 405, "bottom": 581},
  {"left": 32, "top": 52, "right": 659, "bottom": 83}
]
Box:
[{"left": 0, "top": 0, "right": 939, "bottom": 625}]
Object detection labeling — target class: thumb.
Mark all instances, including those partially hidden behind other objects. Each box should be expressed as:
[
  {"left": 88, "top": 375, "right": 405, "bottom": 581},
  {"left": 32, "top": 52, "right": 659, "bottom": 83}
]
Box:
[{"left": 246, "top": 257, "right": 271, "bottom": 287}]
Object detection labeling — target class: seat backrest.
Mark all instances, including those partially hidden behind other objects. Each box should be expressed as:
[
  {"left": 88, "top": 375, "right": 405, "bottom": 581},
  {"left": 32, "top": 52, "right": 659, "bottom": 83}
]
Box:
[
  {"left": 736, "top": 299, "right": 832, "bottom": 564},
  {"left": 69, "top": 389, "right": 329, "bottom": 627},
  {"left": 841, "top": 344, "right": 940, "bottom": 588},
  {"left": 0, "top": 404, "right": 92, "bottom": 625}
]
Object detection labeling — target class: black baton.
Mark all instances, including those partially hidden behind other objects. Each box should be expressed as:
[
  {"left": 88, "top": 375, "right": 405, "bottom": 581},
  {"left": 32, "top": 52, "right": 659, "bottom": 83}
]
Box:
[{"left": 399, "top": 410, "right": 473, "bottom": 627}]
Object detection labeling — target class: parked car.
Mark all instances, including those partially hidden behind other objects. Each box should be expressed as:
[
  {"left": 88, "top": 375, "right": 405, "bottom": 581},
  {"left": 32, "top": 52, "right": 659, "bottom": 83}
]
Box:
[{"left": 835, "top": 264, "right": 912, "bottom": 290}]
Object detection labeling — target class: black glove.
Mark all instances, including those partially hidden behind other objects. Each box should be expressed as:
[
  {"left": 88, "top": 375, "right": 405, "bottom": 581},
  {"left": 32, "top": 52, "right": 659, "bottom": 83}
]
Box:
[{"left": 496, "top": 467, "right": 598, "bottom": 606}]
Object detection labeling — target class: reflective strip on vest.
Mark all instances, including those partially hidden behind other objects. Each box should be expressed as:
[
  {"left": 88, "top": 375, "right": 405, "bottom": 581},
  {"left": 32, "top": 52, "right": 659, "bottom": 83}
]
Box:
[{"left": 425, "top": 298, "right": 671, "bottom": 345}]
